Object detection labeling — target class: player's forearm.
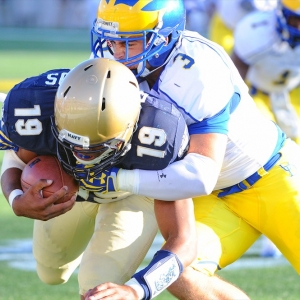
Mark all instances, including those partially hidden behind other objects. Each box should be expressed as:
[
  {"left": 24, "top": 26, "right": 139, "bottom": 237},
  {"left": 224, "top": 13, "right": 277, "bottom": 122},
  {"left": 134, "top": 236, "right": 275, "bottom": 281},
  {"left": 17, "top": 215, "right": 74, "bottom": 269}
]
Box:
[
  {"left": 1, "top": 168, "right": 23, "bottom": 200},
  {"left": 124, "top": 199, "right": 197, "bottom": 299},
  {"left": 1, "top": 150, "right": 26, "bottom": 201},
  {"left": 156, "top": 198, "right": 198, "bottom": 267},
  {"left": 118, "top": 153, "right": 220, "bottom": 200}
]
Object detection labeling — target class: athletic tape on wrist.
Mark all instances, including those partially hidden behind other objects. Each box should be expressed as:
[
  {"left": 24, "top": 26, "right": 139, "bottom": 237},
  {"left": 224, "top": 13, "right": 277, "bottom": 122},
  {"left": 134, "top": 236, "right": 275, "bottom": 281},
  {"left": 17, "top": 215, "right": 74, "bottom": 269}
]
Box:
[
  {"left": 124, "top": 278, "right": 145, "bottom": 300},
  {"left": 132, "top": 250, "right": 183, "bottom": 300},
  {"left": 8, "top": 189, "right": 23, "bottom": 207}
]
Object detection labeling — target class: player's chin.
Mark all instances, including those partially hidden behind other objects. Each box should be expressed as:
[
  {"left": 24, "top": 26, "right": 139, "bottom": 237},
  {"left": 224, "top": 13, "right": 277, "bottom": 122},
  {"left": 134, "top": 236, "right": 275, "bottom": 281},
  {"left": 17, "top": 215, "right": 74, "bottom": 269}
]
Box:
[{"left": 123, "top": 62, "right": 139, "bottom": 70}]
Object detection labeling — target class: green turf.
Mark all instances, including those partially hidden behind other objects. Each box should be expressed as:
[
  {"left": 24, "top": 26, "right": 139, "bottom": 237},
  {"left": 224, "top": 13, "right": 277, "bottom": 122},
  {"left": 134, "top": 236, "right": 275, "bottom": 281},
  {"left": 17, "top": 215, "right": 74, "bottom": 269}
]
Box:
[
  {"left": 0, "top": 262, "right": 79, "bottom": 300},
  {"left": 0, "top": 27, "right": 90, "bottom": 92},
  {"left": 0, "top": 27, "right": 299, "bottom": 300},
  {"left": 219, "top": 265, "right": 300, "bottom": 300},
  {"left": 0, "top": 262, "right": 175, "bottom": 300}
]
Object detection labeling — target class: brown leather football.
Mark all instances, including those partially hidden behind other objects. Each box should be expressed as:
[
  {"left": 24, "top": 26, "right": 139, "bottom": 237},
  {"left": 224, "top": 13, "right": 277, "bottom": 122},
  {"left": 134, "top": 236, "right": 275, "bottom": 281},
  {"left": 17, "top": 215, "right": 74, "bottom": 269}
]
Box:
[{"left": 21, "top": 155, "right": 79, "bottom": 203}]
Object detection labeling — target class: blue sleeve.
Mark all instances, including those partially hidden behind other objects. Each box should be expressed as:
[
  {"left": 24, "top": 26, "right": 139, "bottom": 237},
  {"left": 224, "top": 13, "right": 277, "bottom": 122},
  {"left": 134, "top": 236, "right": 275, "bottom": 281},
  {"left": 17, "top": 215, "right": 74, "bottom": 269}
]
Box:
[{"left": 189, "top": 91, "right": 241, "bottom": 135}]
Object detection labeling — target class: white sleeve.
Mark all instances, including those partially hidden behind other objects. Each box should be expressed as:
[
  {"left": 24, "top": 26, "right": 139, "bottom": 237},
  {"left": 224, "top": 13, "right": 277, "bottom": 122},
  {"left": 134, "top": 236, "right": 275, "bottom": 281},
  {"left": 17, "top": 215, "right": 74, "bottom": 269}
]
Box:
[
  {"left": 0, "top": 93, "right": 7, "bottom": 102},
  {"left": 117, "top": 153, "right": 220, "bottom": 200},
  {"left": 1, "top": 150, "right": 26, "bottom": 176}
]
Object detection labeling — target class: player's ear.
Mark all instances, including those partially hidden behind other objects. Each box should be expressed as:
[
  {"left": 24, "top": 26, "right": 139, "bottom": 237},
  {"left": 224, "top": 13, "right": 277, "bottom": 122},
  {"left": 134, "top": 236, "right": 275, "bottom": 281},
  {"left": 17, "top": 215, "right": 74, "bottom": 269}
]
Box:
[{"left": 165, "top": 36, "right": 169, "bottom": 45}]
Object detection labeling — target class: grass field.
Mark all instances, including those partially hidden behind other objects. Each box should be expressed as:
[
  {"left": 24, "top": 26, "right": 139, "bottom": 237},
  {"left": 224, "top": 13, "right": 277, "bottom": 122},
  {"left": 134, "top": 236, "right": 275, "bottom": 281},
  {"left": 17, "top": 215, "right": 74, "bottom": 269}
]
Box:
[{"left": 0, "top": 27, "right": 300, "bottom": 300}]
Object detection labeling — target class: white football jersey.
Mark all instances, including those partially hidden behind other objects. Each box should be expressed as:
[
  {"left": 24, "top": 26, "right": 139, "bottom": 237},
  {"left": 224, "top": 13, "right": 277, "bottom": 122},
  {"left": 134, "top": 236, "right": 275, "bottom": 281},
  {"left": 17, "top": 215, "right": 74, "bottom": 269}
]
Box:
[
  {"left": 140, "top": 30, "right": 282, "bottom": 190},
  {"left": 234, "top": 10, "right": 300, "bottom": 93}
]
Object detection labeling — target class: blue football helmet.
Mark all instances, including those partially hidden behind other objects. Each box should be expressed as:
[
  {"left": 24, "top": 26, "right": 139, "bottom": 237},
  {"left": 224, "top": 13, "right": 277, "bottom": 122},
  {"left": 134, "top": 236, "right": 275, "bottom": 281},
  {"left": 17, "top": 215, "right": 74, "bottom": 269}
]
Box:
[
  {"left": 277, "top": 0, "right": 300, "bottom": 48},
  {"left": 91, "top": 0, "right": 186, "bottom": 77}
]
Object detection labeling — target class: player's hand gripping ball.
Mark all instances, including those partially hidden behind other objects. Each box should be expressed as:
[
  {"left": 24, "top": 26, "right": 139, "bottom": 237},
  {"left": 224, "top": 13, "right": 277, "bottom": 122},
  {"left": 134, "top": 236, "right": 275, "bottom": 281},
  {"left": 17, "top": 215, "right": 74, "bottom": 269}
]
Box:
[{"left": 21, "top": 155, "right": 79, "bottom": 203}]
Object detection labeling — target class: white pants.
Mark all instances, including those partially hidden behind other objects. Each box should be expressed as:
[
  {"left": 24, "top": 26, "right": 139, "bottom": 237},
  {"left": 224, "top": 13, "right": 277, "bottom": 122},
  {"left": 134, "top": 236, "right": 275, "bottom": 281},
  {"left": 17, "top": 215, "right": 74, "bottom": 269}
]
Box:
[{"left": 33, "top": 195, "right": 158, "bottom": 295}]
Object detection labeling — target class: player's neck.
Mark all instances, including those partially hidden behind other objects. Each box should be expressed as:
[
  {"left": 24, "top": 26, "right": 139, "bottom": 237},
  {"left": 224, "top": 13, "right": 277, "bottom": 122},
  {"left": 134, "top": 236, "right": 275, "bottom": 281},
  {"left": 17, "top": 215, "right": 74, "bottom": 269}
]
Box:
[{"left": 144, "top": 68, "right": 162, "bottom": 90}]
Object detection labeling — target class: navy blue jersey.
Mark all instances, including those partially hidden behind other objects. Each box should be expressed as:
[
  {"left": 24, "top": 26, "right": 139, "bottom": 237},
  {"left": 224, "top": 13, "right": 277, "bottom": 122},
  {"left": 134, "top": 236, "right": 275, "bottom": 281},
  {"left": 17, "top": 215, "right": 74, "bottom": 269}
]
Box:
[
  {"left": 122, "top": 96, "right": 188, "bottom": 169},
  {"left": 1, "top": 69, "right": 69, "bottom": 155},
  {"left": 1, "top": 69, "right": 188, "bottom": 170}
]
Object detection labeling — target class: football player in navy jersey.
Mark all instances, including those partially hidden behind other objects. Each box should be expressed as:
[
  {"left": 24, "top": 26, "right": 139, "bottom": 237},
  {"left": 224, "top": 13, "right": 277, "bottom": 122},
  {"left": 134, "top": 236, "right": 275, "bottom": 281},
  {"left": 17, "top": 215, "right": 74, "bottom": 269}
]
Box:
[{"left": 0, "top": 58, "right": 196, "bottom": 300}]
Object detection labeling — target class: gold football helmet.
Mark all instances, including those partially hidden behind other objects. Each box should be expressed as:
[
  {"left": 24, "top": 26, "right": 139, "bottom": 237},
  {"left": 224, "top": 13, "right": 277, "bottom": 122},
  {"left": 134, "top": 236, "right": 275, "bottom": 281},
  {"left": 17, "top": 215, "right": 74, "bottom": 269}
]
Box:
[{"left": 51, "top": 58, "right": 141, "bottom": 179}]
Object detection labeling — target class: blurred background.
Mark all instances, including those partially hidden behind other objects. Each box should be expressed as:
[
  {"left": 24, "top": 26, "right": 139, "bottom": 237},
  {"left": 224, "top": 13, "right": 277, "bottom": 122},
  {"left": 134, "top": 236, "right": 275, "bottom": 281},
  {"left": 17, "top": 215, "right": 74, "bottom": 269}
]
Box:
[
  {"left": 0, "top": 0, "right": 98, "bottom": 29},
  {"left": 0, "top": 1, "right": 299, "bottom": 299},
  {"left": 0, "top": 0, "right": 99, "bottom": 94}
]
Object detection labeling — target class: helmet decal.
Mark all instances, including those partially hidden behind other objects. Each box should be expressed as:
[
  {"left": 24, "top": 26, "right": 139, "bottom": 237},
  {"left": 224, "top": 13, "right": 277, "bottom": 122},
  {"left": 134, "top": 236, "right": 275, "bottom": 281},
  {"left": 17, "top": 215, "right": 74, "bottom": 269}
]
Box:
[
  {"left": 114, "top": 0, "right": 141, "bottom": 6},
  {"left": 105, "top": 0, "right": 166, "bottom": 10}
]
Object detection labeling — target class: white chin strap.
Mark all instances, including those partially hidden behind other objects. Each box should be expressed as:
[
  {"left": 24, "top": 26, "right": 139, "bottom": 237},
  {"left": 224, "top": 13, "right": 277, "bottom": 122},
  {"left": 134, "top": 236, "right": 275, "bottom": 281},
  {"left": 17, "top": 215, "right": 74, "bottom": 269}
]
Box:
[
  {"left": 137, "top": 40, "right": 180, "bottom": 78},
  {"left": 137, "top": 62, "right": 152, "bottom": 77}
]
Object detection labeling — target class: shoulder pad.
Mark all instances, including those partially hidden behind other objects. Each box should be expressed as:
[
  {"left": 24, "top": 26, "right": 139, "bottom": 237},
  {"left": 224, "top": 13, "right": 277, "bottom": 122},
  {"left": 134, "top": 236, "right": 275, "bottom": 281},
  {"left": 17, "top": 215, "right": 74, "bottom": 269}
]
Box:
[
  {"left": 1, "top": 69, "right": 70, "bottom": 154},
  {"left": 121, "top": 96, "right": 189, "bottom": 170}
]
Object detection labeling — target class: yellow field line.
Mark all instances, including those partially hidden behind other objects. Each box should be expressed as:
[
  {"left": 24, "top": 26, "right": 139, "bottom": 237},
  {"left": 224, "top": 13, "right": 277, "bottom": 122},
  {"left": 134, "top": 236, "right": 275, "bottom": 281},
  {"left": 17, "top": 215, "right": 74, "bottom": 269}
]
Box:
[{"left": 0, "top": 80, "right": 21, "bottom": 93}]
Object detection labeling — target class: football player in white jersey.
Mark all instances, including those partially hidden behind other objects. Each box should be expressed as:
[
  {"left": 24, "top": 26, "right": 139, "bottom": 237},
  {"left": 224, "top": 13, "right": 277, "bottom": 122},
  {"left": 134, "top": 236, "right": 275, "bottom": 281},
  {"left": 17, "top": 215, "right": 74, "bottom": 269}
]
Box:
[
  {"left": 86, "top": 0, "right": 300, "bottom": 299},
  {"left": 231, "top": 0, "right": 300, "bottom": 258},
  {"left": 231, "top": 0, "right": 300, "bottom": 143}
]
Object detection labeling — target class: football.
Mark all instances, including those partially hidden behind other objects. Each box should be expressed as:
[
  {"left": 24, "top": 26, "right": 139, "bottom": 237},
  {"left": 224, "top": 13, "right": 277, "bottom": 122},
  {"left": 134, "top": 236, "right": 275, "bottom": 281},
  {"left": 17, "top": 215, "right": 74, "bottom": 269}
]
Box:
[{"left": 21, "top": 155, "right": 79, "bottom": 204}]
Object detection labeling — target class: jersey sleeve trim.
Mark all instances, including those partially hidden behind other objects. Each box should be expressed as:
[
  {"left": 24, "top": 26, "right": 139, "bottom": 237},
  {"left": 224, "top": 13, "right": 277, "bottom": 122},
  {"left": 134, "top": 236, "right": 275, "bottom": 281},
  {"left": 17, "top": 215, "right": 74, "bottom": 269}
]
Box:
[{"left": 188, "top": 90, "right": 241, "bottom": 135}]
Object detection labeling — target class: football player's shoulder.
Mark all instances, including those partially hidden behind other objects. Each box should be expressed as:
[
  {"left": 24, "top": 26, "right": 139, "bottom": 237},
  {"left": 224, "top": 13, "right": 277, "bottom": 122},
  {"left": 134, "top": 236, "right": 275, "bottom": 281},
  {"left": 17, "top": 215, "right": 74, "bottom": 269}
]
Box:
[
  {"left": 143, "top": 95, "right": 181, "bottom": 117},
  {"left": 6, "top": 68, "right": 70, "bottom": 109},
  {"left": 167, "top": 31, "right": 222, "bottom": 84},
  {"left": 180, "top": 30, "right": 214, "bottom": 55},
  {"left": 234, "top": 10, "right": 278, "bottom": 61},
  {"left": 121, "top": 95, "right": 188, "bottom": 170},
  {"left": 4, "top": 68, "right": 70, "bottom": 126},
  {"left": 15, "top": 68, "right": 70, "bottom": 90},
  {"left": 162, "top": 34, "right": 235, "bottom": 119},
  {"left": 38, "top": 68, "right": 70, "bottom": 87},
  {"left": 2, "top": 68, "right": 70, "bottom": 154}
]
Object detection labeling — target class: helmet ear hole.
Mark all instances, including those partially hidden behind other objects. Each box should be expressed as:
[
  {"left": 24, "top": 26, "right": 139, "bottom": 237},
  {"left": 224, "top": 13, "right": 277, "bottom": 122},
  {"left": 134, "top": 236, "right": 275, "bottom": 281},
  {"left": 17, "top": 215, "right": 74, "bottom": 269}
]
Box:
[
  {"left": 84, "top": 64, "right": 93, "bottom": 71},
  {"left": 129, "top": 81, "right": 138, "bottom": 88},
  {"left": 63, "top": 86, "right": 71, "bottom": 97},
  {"left": 102, "top": 98, "right": 106, "bottom": 111}
]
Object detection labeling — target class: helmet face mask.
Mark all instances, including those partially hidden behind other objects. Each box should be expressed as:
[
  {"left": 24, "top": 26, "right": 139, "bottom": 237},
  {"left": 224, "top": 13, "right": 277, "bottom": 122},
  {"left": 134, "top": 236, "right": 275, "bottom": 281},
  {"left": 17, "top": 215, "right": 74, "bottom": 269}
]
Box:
[
  {"left": 51, "top": 117, "right": 130, "bottom": 180},
  {"left": 277, "top": 0, "right": 300, "bottom": 48},
  {"left": 92, "top": 27, "right": 165, "bottom": 71},
  {"left": 51, "top": 58, "right": 141, "bottom": 180},
  {"left": 91, "top": 0, "right": 186, "bottom": 77}
]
